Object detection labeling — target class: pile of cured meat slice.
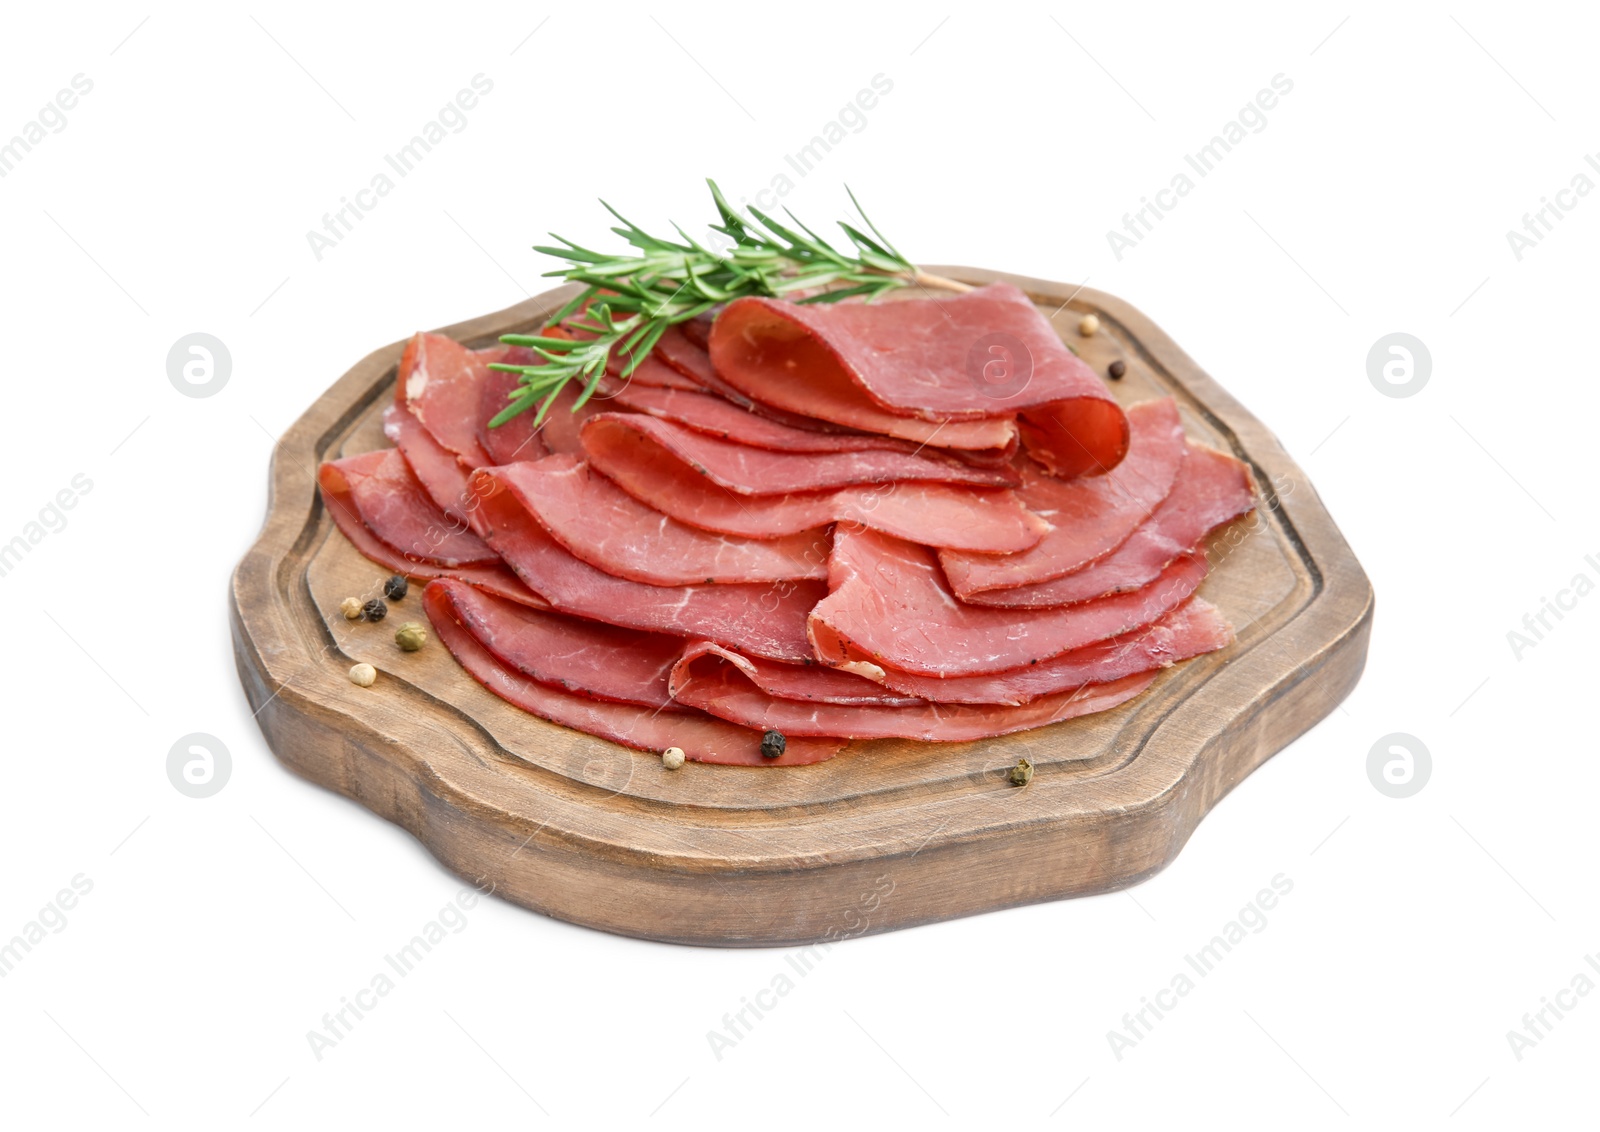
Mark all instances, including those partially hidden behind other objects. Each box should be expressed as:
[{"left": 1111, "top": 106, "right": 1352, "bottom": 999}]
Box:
[{"left": 318, "top": 283, "right": 1255, "bottom": 766}]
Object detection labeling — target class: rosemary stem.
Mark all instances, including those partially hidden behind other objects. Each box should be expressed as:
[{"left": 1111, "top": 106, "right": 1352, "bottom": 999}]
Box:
[{"left": 909, "top": 270, "right": 975, "bottom": 293}]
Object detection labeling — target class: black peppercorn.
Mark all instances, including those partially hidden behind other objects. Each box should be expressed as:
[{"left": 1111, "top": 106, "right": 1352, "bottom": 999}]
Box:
[
  {"left": 760, "top": 729, "right": 786, "bottom": 760},
  {"left": 1108, "top": 359, "right": 1127, "bottom": 380},
  {"left": 384, "top": 574, "right": 409, "bottom": 601},
  {"left": 362, "top": 598, "right": 388, "bottom": 622}
]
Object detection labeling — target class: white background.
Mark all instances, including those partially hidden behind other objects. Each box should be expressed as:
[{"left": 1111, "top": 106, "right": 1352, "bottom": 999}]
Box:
[{"left": 0, "top": 2, "right": 1593, "bottom": 1127}]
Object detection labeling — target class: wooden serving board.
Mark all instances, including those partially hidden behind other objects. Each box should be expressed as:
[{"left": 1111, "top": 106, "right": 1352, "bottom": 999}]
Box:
[{"left": 231, "top": 268, "right": 1372, "bottom": 946}]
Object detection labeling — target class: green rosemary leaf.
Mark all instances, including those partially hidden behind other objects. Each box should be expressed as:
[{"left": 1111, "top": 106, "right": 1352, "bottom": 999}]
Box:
[{"left": 845, "top": 185, "right": 906, "bottom": 262}]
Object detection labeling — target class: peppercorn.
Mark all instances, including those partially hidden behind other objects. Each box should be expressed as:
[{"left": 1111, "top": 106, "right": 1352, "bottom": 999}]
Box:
[
  {"left": 384, "top": 574, "right": 409, "bottom": 601},
  {"left": 1078, "top": 313, "right": 1100, "bottom": 337},
  {"left": 349, "top": 663, "right": 377, "bottom": 687},
  {"left": 394, "top": 622, "right": 427, "bottom": 652},
  {"left": 1009, "top": 757, "right": 1034, "bottom": 787},
  {"left": 760, "top": 730, "right": 786, "bottom": 760},
  {"left": 1108, "top": 359, "right": 1127, "bottom": 380},
  {"left": 339, "top": 597, "right": 363, "bottom": 620},
  {"left": 362, "top": 598, "right": 388, "bottom": 622},
  {"left": 662, "top": 746, "right": 686, "bottom": 770}
]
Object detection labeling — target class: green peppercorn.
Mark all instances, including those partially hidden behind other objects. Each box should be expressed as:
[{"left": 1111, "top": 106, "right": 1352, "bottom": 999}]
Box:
[
  {"left": 1009, "top": 757, "right": 1034, "bottom": 787},
  {"left": 760, "top": 730, "right": 786, "bottom": 760},
  {"left": 384, "top": 574, "right": 409, "bottom": 601},
  {"left": 362, "top": 598, "right": 388, "bottom": 622},
  {"left": 394, "top": 622, "right": 427, "bottom": 652}
]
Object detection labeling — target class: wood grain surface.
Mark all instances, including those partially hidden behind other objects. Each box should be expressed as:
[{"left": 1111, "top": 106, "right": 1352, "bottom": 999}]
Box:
[{"left": 230, "top": 268, "right": 1373, "bottom": 946}]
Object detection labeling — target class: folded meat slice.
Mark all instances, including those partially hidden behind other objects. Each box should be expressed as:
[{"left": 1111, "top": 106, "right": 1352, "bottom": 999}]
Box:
[
  {"left": 319, "top": 449, "right": 497, "bottom": 568},
  {"left": 709, "top": 283, "right": 1126, "bottom": 473},
  {"left": 469, "top": 467, "right": 823, "bottom": 663},
  {"left": 582, "top": 416, "right": 1047, "bottom": 553},
  {"left": 423, "top": 582, "right": 843, "bottom": 765},
  {"left": 424, "top": 579, "right": 688, "bottom": 710},
  {"left": 653, "top": 324, "right": 718, "bottom": 385},
  {"left": 395, "top": 331, "right": 493, "bottom": 469},
  {"left": 940, "top": 398, "right": 1186, "bottom": 598},
  {"left": 477, "top": 342, "right": 623, "bottom": 460},
  {"left": 671, "top": 661, "right": 1156, "bottom": 741},
  {"left": 607, "top": 334, "right": 703, "bottom": 390},
  {"left": 318, "top": 452, "right": 545, "bottom": 609},
  {"left": 678, "top": 312, "right": 715, "bottom": 351},
  {"left": 656, "top": 322, "right": 971, "bottom": 446},
  {"left": 581, "top": 413, "right": 1019, "bottom": 493},
  {"left": 870, "top": 598, "right": 1234, "bottom": 705},
  {"left": 604, "top": 382, "right": 913, "bottom": 454},
  {"left": 969, "top": 443, "right": 1255, "bottom": 609},
  {"left": 539, "top": 383, "right": 618, "bottom": 455},
  {"left": 808, "top": 526, "right": 1208, "bottom": 677},
  {"left": 475, "top": 348, "right": 550, "bottom": 466},
  {"left": 670, "top": 642, "right": 924, "bottom": 707},
  {"left": 384, "top": 405, "right": 476, "bottom": 523},
  {"left": 489, "top": 455, "right": 829, "bottom": 586},
  {"left": 601, "top": 379, "right": 1020, "bottom": 471},
  {"left": 554, "top": 317, "right": 701, "bottom": 390}
]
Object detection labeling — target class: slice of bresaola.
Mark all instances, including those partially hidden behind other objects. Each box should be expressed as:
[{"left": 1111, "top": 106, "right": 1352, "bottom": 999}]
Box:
[
  {"left": 475, "top": 346, "right": 550, "bottom": 466},
  {"left": 318, "top": 452, "right": 545, "bottom": 609},
  {"left": 679, "top": 311, "right": 715, "bottom": 350},
  {"left": 476, "top": 335, "right": 622, "bottom": 461},
  {"left": 655, "top": 322, "right": 966, "bottom": 445},
  {"left": 968, "top": 443, "right": 1255, "bottom": 609},
  {"left": 488, "top": 455, "right": 829, "bottom": 586},
  {"left": 384, "top": 405, "right": 476, "bottom": 523},
  {"left": 395, "top": 331, "right": 494, "bottom": 469},
  {"left": 653, "top": 323, "right": 902, "bottom": 437},
  {"left": 670, "top": 642, "right": 924, "bottom": 708},
  {"left": 582, "top": 417, "right": 1048, "bottom": 553},
  {"left": 606, "top": 334, "right": 703, "bottom": 390},
  {"left": 558, "top": 316, "right": 701, "bottom": 390},
  {"left": 870, "top": 598, "right": 1234, "bottom": 706},
  {"left": 478, "top": 366, "right": 619, "bottom": 461},
  {"left": 319, "top": 449, "right": 498, "bottom": 568},
  {"left": 603, "top": 382, "right": 921, "bottom": 454},
  {"left": 709, "top": 282, "right": 1127, "bottom": 473},
  {"left": 671, "top": 660, "right": 1156, "bottom": 741},
  {"left": 601, "top": 376, "right": 1019, "bottom": 468},
  {"left": 580, "top": 413, "right": 1020, "bottom": 493},
  {"left": 808, "top": 526, "right": 1208, "bottom": 677},
  {"left": 940, "top": 398, "right": 1187, "bottom": 598},
  {"left": 653, "top": 324, "right": 718, "bottom": 385},
  {"left": 423, "top": 582, "right": 843, "bottom": 765},
  {"left": 424, "top": 579, "right": 688, "bottom": 711},
  {"left": 468, "top": 467, "right": 824, "bottom": 663}
]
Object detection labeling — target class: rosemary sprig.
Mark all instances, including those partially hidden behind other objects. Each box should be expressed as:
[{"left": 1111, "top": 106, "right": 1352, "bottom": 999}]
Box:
[{"left": 488, "top": 179, "right": 965, "bottom": 427}]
